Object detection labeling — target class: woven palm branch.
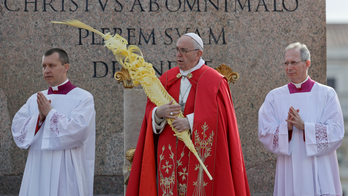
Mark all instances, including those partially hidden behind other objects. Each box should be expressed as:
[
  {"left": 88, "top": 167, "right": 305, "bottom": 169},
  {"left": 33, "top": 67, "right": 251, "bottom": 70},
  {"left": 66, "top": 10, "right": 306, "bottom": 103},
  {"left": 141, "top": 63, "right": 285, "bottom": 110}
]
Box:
[{"left": 52, "top": 20, "right": 212, "bottom": 180}]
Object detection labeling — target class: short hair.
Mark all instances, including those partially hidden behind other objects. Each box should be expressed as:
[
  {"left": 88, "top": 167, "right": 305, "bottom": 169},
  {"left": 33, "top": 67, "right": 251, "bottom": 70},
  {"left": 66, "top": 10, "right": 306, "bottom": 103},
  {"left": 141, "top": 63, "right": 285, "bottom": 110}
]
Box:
[
  {"left": 44, "top": 48, "right": 69, "bottom": 65},
  {"left": 284, "top": 42, "right": 311, "bottom": 61}
]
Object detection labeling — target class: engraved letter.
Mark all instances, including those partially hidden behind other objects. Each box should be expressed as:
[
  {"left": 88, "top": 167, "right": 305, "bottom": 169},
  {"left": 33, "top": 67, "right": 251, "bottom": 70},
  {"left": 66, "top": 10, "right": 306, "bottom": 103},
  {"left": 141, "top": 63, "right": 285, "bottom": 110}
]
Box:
[
  {"left": 130, "top": 0, "right": 145, "bottom": 12},
  {"left": 153, "top": 62, "right": 164, "bottom": 76},
  {"left": 85, "top": 0, "right": 89, "bottom": 11},
  {"left": 113, "top": 28, "right": 123, "bottom": 35},
  {"left": 70, "top": 0, "right": 78, "bottom": 12},
  {"left": 256, "top": 0, "right": 269, "bottom": 12},
  {"left": 205, "top": 0, "right": 219, "bottom": 11},
  {"left": 93, "top": 61, "right": 108, "bottom": 78},
  {"left": 4, "top": 0, "right": 20, "bottom": 11},
  {"left": 127, "top": 28, "right": 136, "bottom": 45},
  {"left": 209, "top": 28, "right": 226, "bottom": 44},
  {"left": 4, "top": 0, "right": 19, "bottom": 11},
  {"left": 98, "top": 0, "right": 108, "bottom": 11},
  {"left": 92, "top": 32, "right": 103, "bottom": 45},
  {"left": 43, "top": 0, "right": 59, "bottom": 12},
  {"left": 167, "top": 61, "right": 176, "bottom": 70},
  {"left": 102, "top": 28, "right": 110, "bottom": 34},
  {"left": 139, "top": 29, "right": 156, "bottom": 45},
  {"left": 164, "top": 28, "right": 173, "bottom": 45},
  {"left": 184, "top": 0, "right": 200, "bottom": 12},
  {"left": 24, "top": 0, "right": 38, "bottom": 12},
  {"left": 61, "top": 0, "right": 65, "bottom": 11},
  {"left": 166, "top": 0, "right": 181, "bottom": 12},
  {"left": 273, "top": 0, "right": 283, "bottom": 12},
  {"left": 79, "top": 28, "right": 89, "bottom": 45},
  {"left": 115, "top": 0, "right": 123, "bottom": 12},
  {"left": 150, "top": 0, "right": 160, "bottom": 12},
  {"left": 235, "top": 0, "right": 250, "bottom": 12},
  {"left": 283, "top": 0, "right": 298, "bottom": 12}
]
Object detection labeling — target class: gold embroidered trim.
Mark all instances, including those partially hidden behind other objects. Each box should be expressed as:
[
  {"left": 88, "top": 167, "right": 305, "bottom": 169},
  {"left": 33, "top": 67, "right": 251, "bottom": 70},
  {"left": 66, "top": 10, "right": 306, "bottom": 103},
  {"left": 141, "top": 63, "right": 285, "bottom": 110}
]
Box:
[
  {"left": 193, "top": 122, "right": 215, "bottom": 196},
  {"left": 159, "top": 144, "right": 175, "bottom": 195},
  {"left": 178, "top": 183, "right": 187, "bottom": 196}
]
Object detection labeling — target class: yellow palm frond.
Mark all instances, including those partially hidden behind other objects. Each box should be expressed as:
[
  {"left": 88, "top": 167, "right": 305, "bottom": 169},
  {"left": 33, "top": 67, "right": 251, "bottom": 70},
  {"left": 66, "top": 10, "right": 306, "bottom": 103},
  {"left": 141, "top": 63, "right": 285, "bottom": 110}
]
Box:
[{"left": 52, "top": 19, "right": 212, "bottom": 180}]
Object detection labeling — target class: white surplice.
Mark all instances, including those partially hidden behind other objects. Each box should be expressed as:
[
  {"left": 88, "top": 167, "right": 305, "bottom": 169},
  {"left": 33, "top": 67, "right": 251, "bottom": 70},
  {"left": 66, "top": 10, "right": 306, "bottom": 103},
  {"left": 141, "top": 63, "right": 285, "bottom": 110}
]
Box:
[
  {"left": 259, "top": 82, "right": 344, "bottom": 196},
  {"left": 12, "top": 88, "right": 96, "bottom": 196}
]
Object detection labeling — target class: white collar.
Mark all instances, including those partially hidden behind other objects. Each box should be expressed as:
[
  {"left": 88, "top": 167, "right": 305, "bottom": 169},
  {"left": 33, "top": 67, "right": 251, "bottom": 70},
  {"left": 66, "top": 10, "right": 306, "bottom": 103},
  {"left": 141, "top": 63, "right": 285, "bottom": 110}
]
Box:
[
  {"left": 51, "top": 79, "right": 69, "bottom": 91},
  {"left": 291, "top": 76, "right": 309, "bottom": 88},
  {"left": 180, "top": 58, "right": 205, "bottom": 76}
]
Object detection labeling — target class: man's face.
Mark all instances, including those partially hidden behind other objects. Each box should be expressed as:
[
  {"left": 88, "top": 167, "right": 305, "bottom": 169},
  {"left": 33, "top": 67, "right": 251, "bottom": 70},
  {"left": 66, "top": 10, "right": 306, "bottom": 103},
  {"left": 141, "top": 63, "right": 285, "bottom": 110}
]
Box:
[
  {"left": 284, "top": 48, "right": 310, "bottom": 83},
  {"left": 176, "top": 36, "right": 201, "bottom": 71},
  {"left": 42, "top": 52, "right": 69, "bottom": 86}
]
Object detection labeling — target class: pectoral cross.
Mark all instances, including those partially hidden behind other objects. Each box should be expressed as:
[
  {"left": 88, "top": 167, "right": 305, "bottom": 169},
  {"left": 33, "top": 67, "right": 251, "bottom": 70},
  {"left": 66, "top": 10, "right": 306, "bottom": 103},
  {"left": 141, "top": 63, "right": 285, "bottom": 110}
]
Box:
[{"left": 179, "top": 100, "right": 185, "bottom": 112}]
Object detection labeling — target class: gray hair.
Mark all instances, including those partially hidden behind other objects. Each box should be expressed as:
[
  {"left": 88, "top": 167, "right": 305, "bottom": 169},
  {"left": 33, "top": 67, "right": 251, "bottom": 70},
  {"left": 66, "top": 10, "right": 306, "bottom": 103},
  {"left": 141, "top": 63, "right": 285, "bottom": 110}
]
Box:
[{"left": 284, "top": 42, "right": 311, "bottom": 62}]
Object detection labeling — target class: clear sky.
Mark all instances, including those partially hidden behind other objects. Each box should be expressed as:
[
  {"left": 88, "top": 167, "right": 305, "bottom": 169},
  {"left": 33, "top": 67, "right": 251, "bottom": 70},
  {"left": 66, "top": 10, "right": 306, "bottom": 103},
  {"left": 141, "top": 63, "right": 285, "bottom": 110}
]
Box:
[{"left": 326, "top": 0, "right": 348, "bottom": 23}]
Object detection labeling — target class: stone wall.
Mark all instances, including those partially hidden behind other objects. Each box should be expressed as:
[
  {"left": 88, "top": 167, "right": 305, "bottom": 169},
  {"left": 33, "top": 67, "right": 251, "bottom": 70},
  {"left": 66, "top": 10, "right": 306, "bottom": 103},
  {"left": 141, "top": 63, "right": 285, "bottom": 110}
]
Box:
[{"left": 0, "top": 0, "right": 326, "bottom": 194}]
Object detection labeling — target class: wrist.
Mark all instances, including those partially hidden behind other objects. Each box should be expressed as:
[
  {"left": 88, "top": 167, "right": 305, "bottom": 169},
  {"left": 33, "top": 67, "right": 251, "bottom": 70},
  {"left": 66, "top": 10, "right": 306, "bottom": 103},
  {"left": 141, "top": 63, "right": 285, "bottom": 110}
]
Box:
[
  {"left": 40, "top": 117, "right": 46, "bottom": 122},
  {"left": 39, "top": 114, "right": 45, "bottom": 122},
  {"left": 155, "top": 109, "right": 162, "bottom": 119}
]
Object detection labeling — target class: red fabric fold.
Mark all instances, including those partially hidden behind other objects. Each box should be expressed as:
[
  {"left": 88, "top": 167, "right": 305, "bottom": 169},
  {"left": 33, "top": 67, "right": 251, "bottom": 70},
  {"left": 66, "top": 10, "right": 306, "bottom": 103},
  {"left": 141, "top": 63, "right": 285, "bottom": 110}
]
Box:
[
  {"left": 35, "top": 114, "right": 44, "bottom": 135},
  {"left": 139, "top": 110, "right": 157, "bottom": 196},
  {"left": 126, "top": 105, "right": 157, "bottom": 196},
  {"left": 289, "top": 130, "right": 293, "bottom": 141}
]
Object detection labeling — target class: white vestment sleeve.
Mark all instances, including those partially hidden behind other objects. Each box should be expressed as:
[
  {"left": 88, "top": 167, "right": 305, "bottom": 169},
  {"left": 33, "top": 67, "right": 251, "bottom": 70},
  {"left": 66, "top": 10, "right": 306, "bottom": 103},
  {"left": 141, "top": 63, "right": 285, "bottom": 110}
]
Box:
[
  {"left": 12, "top": 95, "right": 40, "bottom": 149},
  {"left": 41, "top": 94, "right": 95, "bottom": 150},
  {"left": 304, "top": 89, "right": 344, "bottom": 156},
  {"left": 258, "top": 95, "right": 290, "bottom": 156},
  {"left": 186, "top": 113, "right": 194, "bottom": 131},
  {"left": 152, "top": 107, "right": 167, "bottom": 134}
]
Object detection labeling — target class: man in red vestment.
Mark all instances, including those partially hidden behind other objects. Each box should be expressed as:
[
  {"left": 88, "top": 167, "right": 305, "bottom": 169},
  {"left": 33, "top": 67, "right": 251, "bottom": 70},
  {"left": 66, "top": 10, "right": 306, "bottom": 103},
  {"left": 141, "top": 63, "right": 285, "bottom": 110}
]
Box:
[{"left": 126, "top": 33, "right": 250, "bottom": 196}]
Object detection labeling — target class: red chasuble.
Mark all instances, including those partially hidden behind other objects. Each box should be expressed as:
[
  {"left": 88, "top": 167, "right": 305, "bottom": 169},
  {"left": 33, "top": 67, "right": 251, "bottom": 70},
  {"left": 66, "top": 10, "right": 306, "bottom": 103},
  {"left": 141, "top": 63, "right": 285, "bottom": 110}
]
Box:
[{"left": 127, "top": 65, "right": 250, "bottom": 196}]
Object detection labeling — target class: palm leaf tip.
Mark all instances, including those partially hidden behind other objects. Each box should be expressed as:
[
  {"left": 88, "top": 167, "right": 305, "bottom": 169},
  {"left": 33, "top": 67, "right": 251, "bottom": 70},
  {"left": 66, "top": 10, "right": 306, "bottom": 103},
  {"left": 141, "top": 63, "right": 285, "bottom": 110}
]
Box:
[{"left": 51, "top": 20, "right": 104, "bottom": 37}]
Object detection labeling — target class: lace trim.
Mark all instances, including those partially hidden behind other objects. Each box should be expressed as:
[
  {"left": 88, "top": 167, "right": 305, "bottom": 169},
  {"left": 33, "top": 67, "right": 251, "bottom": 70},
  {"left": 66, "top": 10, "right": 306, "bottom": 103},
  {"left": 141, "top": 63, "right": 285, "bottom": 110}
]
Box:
[
  {"left": 315, "top": 124, "right": 329, "bottom": 152},
  {"left": 272, "top": 126, "right": 280, "bottom": 151},
  {"left": 14, "top": 117, "right": 32, "bottom": 145},
  {"left": 49, "top": 112, "right": 62, "bottom": 149}
]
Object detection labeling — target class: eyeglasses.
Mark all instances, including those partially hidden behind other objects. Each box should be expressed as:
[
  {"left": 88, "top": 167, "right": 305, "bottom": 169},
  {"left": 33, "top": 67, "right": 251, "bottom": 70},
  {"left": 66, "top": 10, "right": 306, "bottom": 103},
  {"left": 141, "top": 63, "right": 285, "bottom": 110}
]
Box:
[
  {"left": 176, "top": 47, "right": 199, "bottom": 55},
  {"left": 283, "top": 60, "right": 305, "bottom": 66}
]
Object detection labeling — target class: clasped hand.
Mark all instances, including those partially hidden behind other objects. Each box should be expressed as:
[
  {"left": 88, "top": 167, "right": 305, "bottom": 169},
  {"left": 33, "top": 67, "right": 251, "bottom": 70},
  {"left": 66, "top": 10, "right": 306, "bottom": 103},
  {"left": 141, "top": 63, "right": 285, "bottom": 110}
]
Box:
[
  {"left": 286, "top": 106, "right": 304, "bottom": 131},
  {"left": 156, "top": 100, "right": 190, "bottom": 132},
  {"left": 37, "top": 92, "right": 52, "bottom": 122}
]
